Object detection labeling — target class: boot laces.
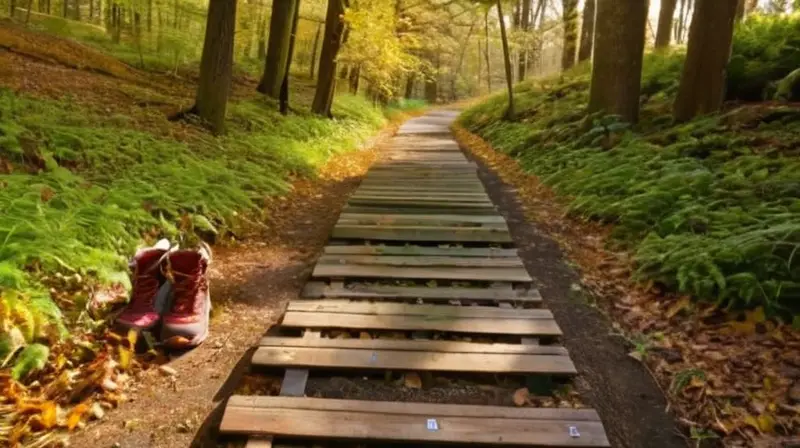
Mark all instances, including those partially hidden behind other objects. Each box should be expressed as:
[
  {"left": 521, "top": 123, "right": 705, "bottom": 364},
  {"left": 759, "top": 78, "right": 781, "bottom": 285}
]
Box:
[
  {"left": 167, "top": 264, "right": 206, "bottom": 315},
  {"left": 129, "top": 267, "right": 159, "bottom": 312}
]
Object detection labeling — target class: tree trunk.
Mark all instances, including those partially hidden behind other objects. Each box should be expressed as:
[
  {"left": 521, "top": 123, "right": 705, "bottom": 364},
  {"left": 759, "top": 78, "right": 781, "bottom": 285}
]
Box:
[
  {"left": 311, "top": 0, "right": 347, "bottom": 117},
  {"left": 194, "top": 0, "right": 237, "bottom": 135},
  {"left": 309, "top": 23, "right": 321, "bottom": 78},
  {"left": 349, "top": 65, "right": 360, "bottom": 94},
  {"left": 405, "top": 73, "right": 415, "bottom": 99},
  {"left": 578, "top": 0, "right": 595, "bottom": 62},
  {"left": 497, "top": 0, "right": 515, "bottom": 120},
  {"left": 561, "top": 0, "right": 579, "bottom": 71},
  {"left": 73, "top": 0, "right": 79, "bottom": 20},
  {"left": 588, "top": 0, "right": 649, "bottom": 123},
  {"left": 280, "top": 0, "right": 301, "bottom": 115},
  {"left": 655, "top": 0, "right": 677, "bottom": 48},
  {"left": 424, "top": 77, "right": 437, "bottom": 103},
  {"left": 258, "top": 0, "right": 298, "bottom": 97},
  {"left": 674, "top": 0, "right": 737, "bottom": 122},
  {"left": 477, "top": 38, "right": 482, "bottom": 91},
  {"left": 484, "top": 9, "right": 491, "bottom": 92},
  {"left": 517, "top": 0, "right": 530, "bottom": 81},
  {"left": 88, "top": 0, "right": 93, "bottom": 20},
  {"left": 25, "top": 0, "right": 33, "bottom": 23},
  {"left": 147, "top": 0, "right": 152, "bottom": 31},
  {"left": 735, "top": 0, "right": 745, "bottom": 21},
  {"left": 62, "top": 0, "right": 67, "bottom": 17},
  {"left": 257, "top": 16, "right": 266, "bottom": 60}
]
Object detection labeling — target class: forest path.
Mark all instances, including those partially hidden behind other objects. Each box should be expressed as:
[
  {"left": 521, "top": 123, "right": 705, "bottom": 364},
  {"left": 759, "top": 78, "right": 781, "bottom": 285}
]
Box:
[{"left": 210, "top": 111, "right": 648, "bottom": 447}]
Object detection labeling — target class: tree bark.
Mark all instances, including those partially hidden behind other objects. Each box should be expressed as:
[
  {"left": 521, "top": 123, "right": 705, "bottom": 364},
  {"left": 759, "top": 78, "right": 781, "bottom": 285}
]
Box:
[
  {"left": 735, "top": 0, "right": 745, "bottom": 21},
  {"left": 578, "top": 0, "right": 595, "bottom": 62},
  {"left": 517, "top": 0, "right": 530, "bottom": 81},
  {"left": 25, "top": 0, "right": 33, "bottom": 23},
  {"left": 147, "top": 0, "right": 152, "bottom": 31},
  {"left": 73, "top": 0, "right": 79, "bottom": 20},
  {"left": 404, "top": 73, "right": 415, "bottom": 99},
  {"left": 280, "top": 0, "right": 301, "bottom": 115},
  {"left": 194, "top": 0, "right": 237, "bottom": 135},
  {"left": 62, "top": 0, "right": 67, "bottom": 17},
  {"left": 88, "top": 0, "right": 93, "bottom": 20},
  {"left": 655, "top": 0, "right": 677, "bottom": 48},
  {"left": 588, "top": 0, "right": 649, "bottom": 123},
  {"left": 497, "top": 0, "right": 515, "bottom": 120},
  {"left": 309, "top": 23, "right": 321, "bottom": 78},
  {"left": 349, "top": 65, "right": 360, "bottom": 94},
  {"left": 674, "top": 0, "right": 738, "bottom": 122},
  {"left": 258, "top": 0, "right": 298, "bottom": 98},
  {"left": 561, "top": 0, "right": 579, "bottom": 70},
  {"left": 311, "top": 0, "right": 347, "bottom": 117},
  {"left": 484, "top": 8, "right": 491, "bottom": 92}
]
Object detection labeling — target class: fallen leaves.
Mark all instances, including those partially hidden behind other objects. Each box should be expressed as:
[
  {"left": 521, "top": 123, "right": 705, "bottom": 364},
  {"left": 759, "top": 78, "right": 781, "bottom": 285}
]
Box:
[
  {"left": 403, "top": 372, "right": 422, "bottom": 389},
  {"left": 453, "top": 125, "right": 800, "bottom": 446},
  {"left": 512, "top": 387, "right": 530, "bottom": 407}
]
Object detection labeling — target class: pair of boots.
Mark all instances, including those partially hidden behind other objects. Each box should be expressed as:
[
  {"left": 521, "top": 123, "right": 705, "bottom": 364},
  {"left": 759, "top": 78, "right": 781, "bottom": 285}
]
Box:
[{"left": 116, "top": 239, "right": 212, "bottom": 349}]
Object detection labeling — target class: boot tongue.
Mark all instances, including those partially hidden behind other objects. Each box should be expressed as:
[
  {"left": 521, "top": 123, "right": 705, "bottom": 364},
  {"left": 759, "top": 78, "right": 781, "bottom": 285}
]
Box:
[
  {"left": 132, "top": 249, "right": 165, "bottom": 272},
  {"left": 169, "top": 251, "right": 203, "bottom": 275}
]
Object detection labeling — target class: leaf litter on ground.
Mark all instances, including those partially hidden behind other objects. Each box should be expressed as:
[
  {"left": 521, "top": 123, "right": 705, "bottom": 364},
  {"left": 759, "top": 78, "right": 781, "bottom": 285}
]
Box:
[{"left": 454, "top": 125, "right": 800, "bottom": 447}]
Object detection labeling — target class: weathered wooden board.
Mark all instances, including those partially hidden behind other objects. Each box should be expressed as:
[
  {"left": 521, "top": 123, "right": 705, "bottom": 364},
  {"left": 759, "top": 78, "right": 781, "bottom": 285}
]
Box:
[
  {"left": 348, "top": 196, "right": 493, "bottom": 206},
  {"left": 322, "top": 244, "right": 518, "bottom": 257},
  {"left": 251, "top": 346, "right": 576, "bottom": 375},
  {"left": 258, "top": 336, "right": 568, "bottom": 356},
  {"left": 317, "top": 255, "right": 523, "bottom": 268},
  {"left": 350, "top": 194, "right": 492, "bottom": 204},
  {"left": 343, "top": 206, "right": 500, "bottom": 215},
  {"left": 336, "top": 213, "right": 506, "bottom": 226},
  {"left": 280, "top": 311, "right": 561, "bottom": 336},
  {"left": 287, "top": 300, "right": 550, "bottom": 319},
  {"left": 301, "top": 281, "right": 541, "bottom": 302},
  {"left": 331, "top": 225, "right": 510, "bottom": 243},
  {"left": 220, "top": 397, "right": 610, "bottom": 446},
  {"left": 313, "top": 263, "right": 531, "bottom": 282}
]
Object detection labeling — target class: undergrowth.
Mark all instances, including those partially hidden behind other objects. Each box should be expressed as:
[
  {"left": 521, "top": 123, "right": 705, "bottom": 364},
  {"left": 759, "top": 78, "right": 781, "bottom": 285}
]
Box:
[
  {"left": 0, "top": 89, "right": 387, "bottom": 369},
  {"left": 460, "top": 15, "right": 800, "bottom": 314}
]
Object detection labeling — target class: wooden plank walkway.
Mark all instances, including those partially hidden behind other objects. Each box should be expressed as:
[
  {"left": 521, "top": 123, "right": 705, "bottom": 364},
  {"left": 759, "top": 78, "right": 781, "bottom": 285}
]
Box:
[{"left": 218, "top": 111, "right": 610, "bottom": 447}]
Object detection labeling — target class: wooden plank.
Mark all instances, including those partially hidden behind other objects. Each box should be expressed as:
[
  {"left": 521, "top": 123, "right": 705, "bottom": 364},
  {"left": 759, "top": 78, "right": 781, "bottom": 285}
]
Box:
[
  {"left": 313, "top": 264, "right": 531, "bottom": 282},
  {"left": 322, "top": 245, "right": 518, "bottom": 257},
  {"left": 349, "top": 197, "right": 492, "bottom": 206},
  {"left": 337, "top": 213, "right": 506, "bottom": 224},
  {"left": 251, "top": 346, "right": 576, "bottom": 375},
  {"left": 336, "top": 219, "right": 506, "bottom": 229},
  {"left": 221, "top": 397, "right": 610, "bottom": 446},
  {"left": 301, "top": 281, "right": 541, "bottom": 302},
  {"left": 350, "top": 194, "right": 492, "bottom": 203},
  {"left": 287, "top": 300, "right": 551, "bottom": 319},
  {"left": 343, "top": 206, "right": 500, "bottom": 215},
  {"left": 226, "top": 396, "right": 602, "bottom": 421},
  {"left": 355, "top": 184, "right": 486, "bottom": 192},
  {"left": 331, "top": 225, "right": 510, "bottom": 243},
  {"left": 258, "top": 337, "right": 568, "bottom": 356},
  {"left": 244, "top": 437, "right": 273, "bottom": 448},
  {"left": 352, "top": 191, "right": 489, "bottom": 199},
  {"left": 317, "top": 255, "right": 523, "bottom": 268},
  {"left": 280, "top": 312, "right": 561, "bottom": 336}
]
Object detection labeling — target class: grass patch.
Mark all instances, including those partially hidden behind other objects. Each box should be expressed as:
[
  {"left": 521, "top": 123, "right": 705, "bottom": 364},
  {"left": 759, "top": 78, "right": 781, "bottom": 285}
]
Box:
[
  {"left": 0, "top": 89, "right": 387, "bottom": 356},
  {"left": 459, "top": 16, "right": 800, "bottom": 314}
]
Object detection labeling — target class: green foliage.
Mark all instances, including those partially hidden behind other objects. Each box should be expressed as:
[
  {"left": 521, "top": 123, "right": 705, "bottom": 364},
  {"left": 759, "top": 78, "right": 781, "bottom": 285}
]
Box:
[
  {"left": 10, "top": 343, "right": 49, "bottom": 381},
  {"left": 0, "top": 89, "right": 386, "bottom": 360},
  {"left": 460, "top": 49, "right": 800, "bottom": 313},
  {"left": 728, "top": 14, "right": 800, "bottom": 100}
]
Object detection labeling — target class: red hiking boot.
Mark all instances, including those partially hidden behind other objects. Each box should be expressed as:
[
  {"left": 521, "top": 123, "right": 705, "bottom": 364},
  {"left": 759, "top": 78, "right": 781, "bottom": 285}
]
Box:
[
  {"left": 116, "top": 240, "right": 174, "bottom": 331},
  {"left": 161, "top": 243, "right": 212, "bottom": 349}
]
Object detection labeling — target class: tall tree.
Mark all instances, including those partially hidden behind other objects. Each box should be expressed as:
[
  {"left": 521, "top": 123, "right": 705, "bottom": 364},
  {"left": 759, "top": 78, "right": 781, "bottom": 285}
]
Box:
[
  {"left": 517, "top": 0, "right": 531, "bottom": 80},
  {"left": 655, "top": 0, "right": 678, "bottom": 48},
  {"left": 484, "top": 8, "right": 492, "bottom": 91},
  {"left": 279, "top": 0, "right": 301, "bottom": 115},
  {"left": 577, "top": 0, "right": 595, "bottom": 62},
  {"left": 674, "top": 0, "right": 738, "bottom": 122},
  {"left": 308, "top": 23, "right": 322, "bottom": 78},
  {"left": 561, "top": 0, "right": 579, "bottom": 70},
  {"left": 497, "top": 0, "right": 515, "bottom": 119},
  {"left": 193, "top": 0, "right": 237, "bottom": 134},
  {"left": 587, "top": 0, "right": 648, "bottom": 123},
  {"left": 257, "top": 0, "right": 298, "bottom": 98},
  {"left": 311, "top": 0, "right": 348, "bottom": 117}
]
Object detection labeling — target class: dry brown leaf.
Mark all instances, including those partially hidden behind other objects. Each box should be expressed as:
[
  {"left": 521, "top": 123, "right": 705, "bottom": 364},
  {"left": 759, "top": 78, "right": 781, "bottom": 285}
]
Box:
[
  {"left": 403, "top": 373, "right": 422, "bottom": 389},
  {"left": 512, "top": 387, "right": 530, "bottom": 407},
  {"left": 666, "top": 296, "right": 691, "bottom": 319},
  {"left": 66, "top": 403, "right": 90, "bottom": 431}
]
